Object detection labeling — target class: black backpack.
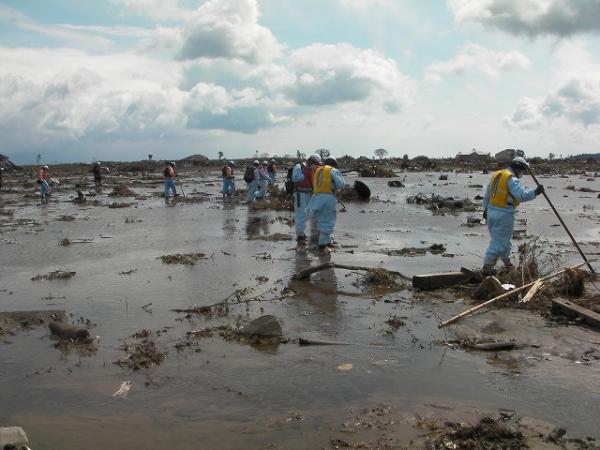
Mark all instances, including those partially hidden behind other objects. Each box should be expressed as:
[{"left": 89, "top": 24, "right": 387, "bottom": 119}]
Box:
[
  {"left": 284, "top": 167, "right": 294, "bottom": 194},
  {"left": 243, "top": 166, "right": 255, "bottom": 183}
]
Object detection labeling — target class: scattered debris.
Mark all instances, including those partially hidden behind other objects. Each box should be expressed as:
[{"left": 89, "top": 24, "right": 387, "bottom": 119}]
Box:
[
  {"left": 159, "top": 253, "right": 207, "bottom": 265},
  {"left": 0, "top": 310, "right": 65, "bottom": 337},
  {"left": 109, "top": 185, "right": 136, "bottom": 197},
  {"left": 108, "top": 202, "right": 133, "bottom": 208},
  {"left": 115, "top": 330, "right": 167, "bottom": 370},
  {"left": 112, "top": 380, "right": 132, "bottom": 398},
  {"left": 428, "top": 416, "right": 526, "bottom": 450},
  {"left": 31, "top": 270, "right": 76, "bottom": 281},
  {"left": 247, "top": 233, "right": 292, "bottom": 241},
  {"left": 49, "top": 322, "right": 91, "bottom": 342},
  {"left": 385, "top": 315, "right": 405, "bottom": 329},
  {"left": 336, "top": 363, "right": 353, "bottom": 371}
]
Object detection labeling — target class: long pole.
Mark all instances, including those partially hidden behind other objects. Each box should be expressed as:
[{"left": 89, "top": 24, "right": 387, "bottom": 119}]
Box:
[
  {"left": 528, "top": 167, "right": 594, "bottom": 273},
  {"left": 177, "top": 177, "right": 186, "bottom": 198},
  {"left": 439, "top": 263, "right": 586, "bottom": 327}
]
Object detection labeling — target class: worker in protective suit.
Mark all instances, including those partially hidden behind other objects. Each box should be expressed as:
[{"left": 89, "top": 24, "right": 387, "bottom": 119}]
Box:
[
  {"left": 221, "top": 161, "right": 236, "bottom": 199},
  {"left": 482, "top": 157, "right": 544, "bottom": 273},
  {"left": 254, "top": 161, "right": 272, "bottom": 200},
  {"left": 292, "top": 153, "right": 321, "bottom": 243},
  {"left": 307, "top": 156, "right": 344, "bottom": 252},
  {"left": 246, "top": 160, "right": 260, "bottom": 204}
]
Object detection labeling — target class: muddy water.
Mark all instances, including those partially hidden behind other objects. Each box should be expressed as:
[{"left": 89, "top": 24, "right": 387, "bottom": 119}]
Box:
[{"left": 1, "top": 171, "right": 599, "bottom": 449}]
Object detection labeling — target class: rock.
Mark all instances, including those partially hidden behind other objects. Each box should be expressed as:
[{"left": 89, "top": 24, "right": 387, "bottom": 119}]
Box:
[
  {"left": 438, "top": 174, "right": 448, "bottom": 180},
  {"left": 0, "top": 427, "right": 28, "bottom": 447},
  {"left": 49, "top": 322, "right": 91, "bottom": 341},
  {"left": 240, "top": 315, "right": 283, "bottom": 338}
]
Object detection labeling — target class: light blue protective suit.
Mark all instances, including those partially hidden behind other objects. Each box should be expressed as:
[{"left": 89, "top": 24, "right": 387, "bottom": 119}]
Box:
[
  {"left": 307, "top": 167, "right": 345, "bottom": 246},
  {"left": 483, "top": 168, "right": 536, "bottom": 266},
  {"left": 254, "top": 167, "right": 272, "bottom": 200},
  {"left": 292, "top": 163, "right": 312, "bottom": 237},
  {"left": 40, "top": 180, "right": 50, "bottom": 199},
  {"left": 164, "top": 178, "right": 177, "bottom": 198},
  {"left": 222, "top": 177, "right": 235, "bottom": 196}
]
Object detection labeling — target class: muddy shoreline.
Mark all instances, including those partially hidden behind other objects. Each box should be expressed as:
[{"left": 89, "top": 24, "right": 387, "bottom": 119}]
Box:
[{"left": 1, "top": 166, "right": 600, "bottom": 449}]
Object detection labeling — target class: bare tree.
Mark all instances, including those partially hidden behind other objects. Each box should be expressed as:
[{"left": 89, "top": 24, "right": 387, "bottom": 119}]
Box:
[
  {"left": 218, "top": 151, "right": 224, "bottom": 160},
  {"left": 317, "top": 149, "right": 330, "bottom": 159},
  {"left": 374, "top": 148, "right": 388, "bottom": 160}
]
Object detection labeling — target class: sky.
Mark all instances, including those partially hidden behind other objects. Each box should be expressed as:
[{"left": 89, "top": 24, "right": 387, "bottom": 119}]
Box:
[{"left": 1, "top": 0, "right": 600, "bottom": 164}]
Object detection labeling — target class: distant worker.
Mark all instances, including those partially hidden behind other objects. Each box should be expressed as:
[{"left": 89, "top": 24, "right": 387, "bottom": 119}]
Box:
[
  {"left": 0, "top": 167, "right": 4, "bottom": 190},
  {"left": 267, "top": 159, "right": 277, "bottom": 185},
  {"left": 482, "top": 157, "right": 543, "bottom": 273},
  {"left": 92, "top": 161, "right": 109, "bottom": 187},
  {"left": 244, "top": 160, "right": 260, "bottom": 205},
  {"left": 38, "top": 165, "right": 50, "bottom": 201},
  {"left": 221, "top": 160, "right": 236, "bottom": 199},
  {"left": 255, "top": 161, "right": 272, "bottom": 200},
  {"left": 163, "top": 161, "right": 177, "bottom": 200},
  {"left": 292, "top": 154, "right": 321, "bottom": 243},
  {"left": 308, "top": 156, "right": 344, "bottom": 252}
]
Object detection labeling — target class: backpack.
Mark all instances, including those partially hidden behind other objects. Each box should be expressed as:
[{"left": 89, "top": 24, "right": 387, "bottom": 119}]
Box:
[
  {"left": 221, "top": 166, "right": 228, "bottom": 177},
  {"left": 243, "top": 166, "right": 255, "bottom": 183},
  {"left": 163, "top": 167, "right": 170, "bottom": 177},
  {"left": 284, "top": 167, "right": 294, "bottom": 194}
]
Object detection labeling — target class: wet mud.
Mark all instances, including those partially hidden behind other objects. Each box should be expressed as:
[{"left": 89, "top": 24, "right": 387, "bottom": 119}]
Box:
[{"left": 1, "top": 167, "right": 600, "bottom": 449}]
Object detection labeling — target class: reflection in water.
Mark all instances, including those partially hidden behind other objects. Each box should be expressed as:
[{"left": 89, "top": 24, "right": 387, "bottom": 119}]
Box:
[
  {"left": 289, "top": 249, "right": 339, "bottom": 316},
  {"left": 245, "top": 210, "right": 270, "bottom": 238}
]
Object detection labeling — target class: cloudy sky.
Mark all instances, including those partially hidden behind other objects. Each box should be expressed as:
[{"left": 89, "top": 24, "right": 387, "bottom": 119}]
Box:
[{"left": 1, "top": 0, "right": 600, "bottom": 164}]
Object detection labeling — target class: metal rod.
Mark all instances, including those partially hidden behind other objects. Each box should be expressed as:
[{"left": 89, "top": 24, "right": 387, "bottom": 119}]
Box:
[{"left": 528, "top": 167, "right": 594, "bottom": 273}]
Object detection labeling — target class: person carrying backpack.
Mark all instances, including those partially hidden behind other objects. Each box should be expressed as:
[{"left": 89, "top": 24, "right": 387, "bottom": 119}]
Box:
[
  {"left": 163, "top": 161, "right": 177, "bottom": 200},
  {"left": 245, "top": 160, "right": 260, "bottom": 205},
  {"left": 221, "top": 161, "right": 236, "bottom": 199},
  {"left": 292, "top": 154, "right": 321, "bottom": 243},
  {"left": 38, "top": 165, "right": 50, "bottom": 202},
  {"left": 254, "top": 161, "right": 272, "bottom": 200}
]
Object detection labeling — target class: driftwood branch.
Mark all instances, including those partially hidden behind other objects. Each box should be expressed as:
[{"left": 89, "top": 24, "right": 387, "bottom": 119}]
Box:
[
  {"left": 292, "top": 262, "right": 409, "bottom": 281},
  {"left": 439, "top": 263, "right": 586, "bottom": 328}
]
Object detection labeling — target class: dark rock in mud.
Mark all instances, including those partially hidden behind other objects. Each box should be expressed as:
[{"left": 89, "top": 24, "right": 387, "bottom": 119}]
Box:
[
  {"left": 240, "top": 315, "right": 283, "bottom": 338},
  {"left": 387, "top": 180, "right": 404, "bottom": 188}
]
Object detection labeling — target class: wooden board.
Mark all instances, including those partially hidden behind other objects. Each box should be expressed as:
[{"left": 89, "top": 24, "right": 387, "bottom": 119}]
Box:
[
  {"left": 412, "top": 272, "right": 469, "bottom": 290},
  {"left": 551, "top": 298, "right": 600, "bottom": 330}
]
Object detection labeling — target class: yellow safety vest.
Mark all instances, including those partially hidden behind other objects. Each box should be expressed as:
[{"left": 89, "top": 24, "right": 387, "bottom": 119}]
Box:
[
  {"left": 489, "top": 169, "right": 520, "bottom": 208},
  {"left": 313, "top": 165, "right": 335, "bottom": 194}
]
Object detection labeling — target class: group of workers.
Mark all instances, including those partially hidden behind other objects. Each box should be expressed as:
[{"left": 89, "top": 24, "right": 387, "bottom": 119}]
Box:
[{"left": 20, "top": 154, "right": 543, "bottom": 266}]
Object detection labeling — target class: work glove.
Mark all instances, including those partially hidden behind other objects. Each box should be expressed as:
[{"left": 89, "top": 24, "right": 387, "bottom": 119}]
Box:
[
  {"left": 483, "top": 209, "right": 487, "bottom": 220},
  {"left": 534, "top": 185, "right": 544, "bottom": 196}
]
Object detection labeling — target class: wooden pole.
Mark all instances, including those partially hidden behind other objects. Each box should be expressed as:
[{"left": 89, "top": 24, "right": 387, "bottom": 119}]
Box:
[
  {"left": 438, "top": 263, "right": 586, "bottom": 328},
  {"left": 528, "top": 167, "right": 594, "bottom": 273},
  {"left": 291, "top": 262, "right": 408, "bottom": 281}
]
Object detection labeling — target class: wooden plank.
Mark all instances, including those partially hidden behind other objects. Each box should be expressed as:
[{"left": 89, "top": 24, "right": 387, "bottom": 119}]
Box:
[
  {"left": 412, "top": 272, "right": 469, "bottom": 290},
  {"left": 520, "top": 279, "right": 544, "bottom": 304},
  {"left": 551, "top": 298, "right": 600, "bottom": 330}
]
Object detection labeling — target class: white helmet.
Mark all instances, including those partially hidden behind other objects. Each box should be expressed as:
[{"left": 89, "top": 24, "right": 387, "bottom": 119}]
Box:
[
  {"left": 307, "top": 154, "right": 321, "bottom": 164},
  {"left": 96, "top": 161, "right": 101, "bottom": 165},
  {"left": 43, "top": 165, "right": 49, "bottom": 169},
  {"left": 510, "top": 156, "right": 529, "bottom": 171},
  {"left": 253, "top": 160, "right": 260, "bottom": 166}
]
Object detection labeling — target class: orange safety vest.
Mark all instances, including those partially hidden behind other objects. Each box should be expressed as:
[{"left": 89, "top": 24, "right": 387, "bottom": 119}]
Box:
[
  {"left": 294, "top": 163, "right": 313, "bottom": 191},
  {"left": 489, "top": 169, "right": 520, "bottom": 208}
]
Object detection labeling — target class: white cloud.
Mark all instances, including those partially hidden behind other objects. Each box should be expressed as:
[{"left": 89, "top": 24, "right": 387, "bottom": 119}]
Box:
[
  {"left": 0, "top": 47, "right": 186, "bottom": 145},
  {"left": 505, "top": 78, "right": 600, "bottom": 129},
  {"left": 425, "top": 43, "right": 530, "bottom": 82},
  {"left": 177, "top": 0, "right": 282, "bottom": 64},
  {"left": 448, "top": 0, "right": 600, "bottom": 37},
  {"left": 285, "top": 43, "right": 415, "bottom": 112}
]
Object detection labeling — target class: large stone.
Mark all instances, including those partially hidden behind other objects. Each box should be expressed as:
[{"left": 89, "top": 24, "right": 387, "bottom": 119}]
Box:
[
  {"left": 240, "top": 315, "right": 283, "bottom": 338},
  {"left": 0, "top": 427, "right": 29, "bottom": 447}
]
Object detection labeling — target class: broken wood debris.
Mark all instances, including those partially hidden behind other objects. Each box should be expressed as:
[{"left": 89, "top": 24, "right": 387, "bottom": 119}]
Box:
[
  {"left": 439, "top": 263, "right": 586, "bottom": 327},
  {"left": 551, "top": 298, "right": 600, "bottom": 330}
]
